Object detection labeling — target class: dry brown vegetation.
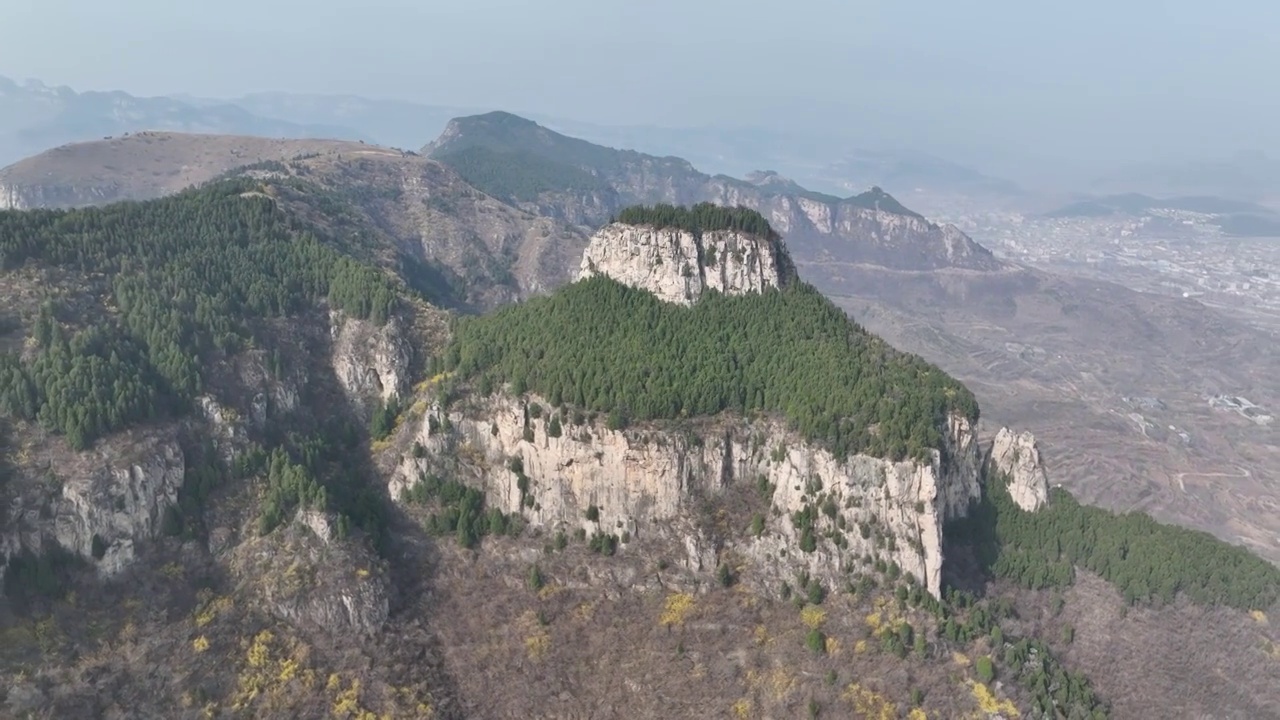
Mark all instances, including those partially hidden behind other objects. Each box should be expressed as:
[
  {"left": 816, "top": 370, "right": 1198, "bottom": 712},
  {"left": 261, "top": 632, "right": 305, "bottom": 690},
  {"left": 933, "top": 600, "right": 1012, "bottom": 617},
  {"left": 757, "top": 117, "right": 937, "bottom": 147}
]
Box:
[
  {"left": 0, "top": 132, "right": 373, "bottom": 206},
  {"left": 996, "top": 573, "right": 1280, "bottom": 719},
  {"left": 267, "top": 151, "right": 589, "bottom": 311}
]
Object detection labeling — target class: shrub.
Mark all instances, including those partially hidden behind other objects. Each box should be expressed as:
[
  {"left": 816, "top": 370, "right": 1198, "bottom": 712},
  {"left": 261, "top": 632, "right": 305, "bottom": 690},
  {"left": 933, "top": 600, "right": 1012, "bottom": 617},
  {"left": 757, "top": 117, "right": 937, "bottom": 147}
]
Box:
[
  {"left": 805, "top": 628, "right": 826, "bottom": 654},
  {"left": 975, "top": 655, "right": 995, "bottom": 683}
]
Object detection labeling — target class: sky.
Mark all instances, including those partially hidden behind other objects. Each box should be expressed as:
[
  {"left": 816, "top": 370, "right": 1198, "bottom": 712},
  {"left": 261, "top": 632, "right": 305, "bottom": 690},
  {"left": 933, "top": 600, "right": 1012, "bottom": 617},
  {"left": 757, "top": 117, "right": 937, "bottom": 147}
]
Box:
[{"left": 2, "top": 0, "right": 1278, "bottom": 183}]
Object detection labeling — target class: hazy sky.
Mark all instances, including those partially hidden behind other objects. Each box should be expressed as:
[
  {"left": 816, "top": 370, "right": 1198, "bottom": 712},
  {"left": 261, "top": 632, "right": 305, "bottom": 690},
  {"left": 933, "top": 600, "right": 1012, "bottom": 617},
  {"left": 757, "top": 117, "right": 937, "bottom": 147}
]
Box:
[{"left": 2, "top": 0, "right": 1277, "bottom": 180}]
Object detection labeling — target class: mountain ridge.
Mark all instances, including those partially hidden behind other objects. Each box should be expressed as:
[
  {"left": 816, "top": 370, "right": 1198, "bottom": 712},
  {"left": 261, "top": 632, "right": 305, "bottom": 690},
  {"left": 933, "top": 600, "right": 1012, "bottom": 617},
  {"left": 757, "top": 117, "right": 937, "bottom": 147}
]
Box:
[{"left": 427, "top": 111, "right": 1004, "bottom": 273}]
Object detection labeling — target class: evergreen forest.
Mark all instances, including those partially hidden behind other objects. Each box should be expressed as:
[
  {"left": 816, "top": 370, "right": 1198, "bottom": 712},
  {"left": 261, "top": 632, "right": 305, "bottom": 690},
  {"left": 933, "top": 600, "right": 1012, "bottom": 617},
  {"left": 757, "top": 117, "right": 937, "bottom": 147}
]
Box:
[
  {"left": 442, "top": 275, "right": 979, "bottom": 462},
  {"left": 0, "top": 180, "right": 399, "bottom": 448},
  {"left": 0, "top": 180, "right": 404, "bottom": 546},
  {"left": 615, "top": 202, "right": 781, "bottom": 241},
  {"left": 951, "top": 473, "right": 1280, "bottom": 611}
]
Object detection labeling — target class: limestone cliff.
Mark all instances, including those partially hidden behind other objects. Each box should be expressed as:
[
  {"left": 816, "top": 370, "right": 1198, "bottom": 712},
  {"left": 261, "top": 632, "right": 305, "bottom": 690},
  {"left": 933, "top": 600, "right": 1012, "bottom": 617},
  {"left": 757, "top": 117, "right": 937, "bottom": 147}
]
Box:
[
  {"left": 0, "top": 430, "right": 185, "bottom": 575},
  {"left": 330, "top": 309, "right": 413, "bottom": 408},
  {"left": 0, "top": 181, "right": 123, "bottom": 210},
  {"left": 990, "top": 427, "right": 1050, "bottom": 512},
  {"left": 397, "top": 395, "right": 981, "bottom": 598},
  {"left": 578, "top": 223, "right": 793, "bottom": 305}
]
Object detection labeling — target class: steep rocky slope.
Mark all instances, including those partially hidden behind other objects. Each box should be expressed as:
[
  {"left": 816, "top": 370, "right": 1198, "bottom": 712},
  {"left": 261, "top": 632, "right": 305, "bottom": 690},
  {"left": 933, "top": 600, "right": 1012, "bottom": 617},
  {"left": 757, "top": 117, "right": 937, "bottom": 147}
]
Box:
[
  {"left": 426, "top": 111, "right": 1003, "bottom": 272},
  {"left": 257, "top": 151, "right": 589, "bottom": 311}
]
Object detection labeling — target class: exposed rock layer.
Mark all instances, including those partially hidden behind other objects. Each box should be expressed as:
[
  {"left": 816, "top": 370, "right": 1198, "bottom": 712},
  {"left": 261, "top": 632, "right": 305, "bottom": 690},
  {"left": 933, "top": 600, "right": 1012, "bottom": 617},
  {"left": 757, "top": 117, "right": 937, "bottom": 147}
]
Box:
[
  {"left": 399, "top": 395, "right": 982, "bottom": 598},
  {"left": 1, "top": 431, "right": 184, "bottom": 575},
  {"left": 990, "top": 426, "right": 1051, "bottom": 512},
  {"left": 578, "top": 224, "right": 790, "bottom": 304},
  {"left": 330, "top": 310, "right": 413, "bottom": 408}
]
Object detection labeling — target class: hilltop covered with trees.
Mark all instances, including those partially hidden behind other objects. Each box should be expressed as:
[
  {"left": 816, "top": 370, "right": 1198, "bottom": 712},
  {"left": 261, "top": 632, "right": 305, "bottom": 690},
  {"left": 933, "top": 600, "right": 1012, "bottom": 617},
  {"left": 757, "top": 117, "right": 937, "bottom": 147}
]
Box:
[
  {"left": 615, "top": 202, "right": 780, "bottom": 241},
  {"left": 0, "top": 179, "right": 398, "bottom": 449},
  {"left": 442, "top": 275, "right": 978, "bottom": 462}
]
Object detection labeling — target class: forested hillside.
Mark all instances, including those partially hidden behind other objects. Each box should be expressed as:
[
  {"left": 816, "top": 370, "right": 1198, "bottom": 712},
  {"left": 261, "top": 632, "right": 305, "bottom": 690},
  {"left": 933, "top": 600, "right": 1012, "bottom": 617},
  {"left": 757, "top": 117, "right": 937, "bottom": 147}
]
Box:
[
  {"left": 434, "top": 145, "right": 610, "bottom": 203},
  {"left": 950, "top": 474, "right": 1280, "bottom": 611},
  {"left": 0, "top": 180, "right": 407, "bottom": 545},
  {"left": 442, "top": 275, "right": 978, "bottom": 462}
]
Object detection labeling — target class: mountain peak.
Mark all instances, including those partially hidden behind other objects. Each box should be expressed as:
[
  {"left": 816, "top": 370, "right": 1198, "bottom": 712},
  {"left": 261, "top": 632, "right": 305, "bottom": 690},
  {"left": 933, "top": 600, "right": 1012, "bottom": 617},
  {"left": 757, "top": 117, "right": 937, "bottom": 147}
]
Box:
[
  {"left": 844, "top": 185, "right": 926, "bottom": 220},
  {"left": 579, "top": 203, "right": 795, "bottom": 305}
]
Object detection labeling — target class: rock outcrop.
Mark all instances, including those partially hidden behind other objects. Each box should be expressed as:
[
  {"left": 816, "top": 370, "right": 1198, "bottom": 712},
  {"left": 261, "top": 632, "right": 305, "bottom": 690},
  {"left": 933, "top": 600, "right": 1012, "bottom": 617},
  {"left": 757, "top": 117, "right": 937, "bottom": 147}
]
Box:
[
  {"left": 231, "top": 509, "right": 390, "bottom": 637},
  {"left": 990, "top": 427, "right": 1050, "bottom": 512},
  {"left": 0, "top": 182, "right": 122, "bottom": 210},
  {"left": 0, "top": 432, "right": 186, "bottom": 575},
  {"left": 330, "top": 309, "right": 413, "bottom": 408},
  {"left": 399, "top": 395, "right": 981, "bottom": 598},
  {"left": 54, "top": 435, "right": 185, "bottom": 574},
  {"left": 578, "top": 223, "right": 791, "bottom": 304}
]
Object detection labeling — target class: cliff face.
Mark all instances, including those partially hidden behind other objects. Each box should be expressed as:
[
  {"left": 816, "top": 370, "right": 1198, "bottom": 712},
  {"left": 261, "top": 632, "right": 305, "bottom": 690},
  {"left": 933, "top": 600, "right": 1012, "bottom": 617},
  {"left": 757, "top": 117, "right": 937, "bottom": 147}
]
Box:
[
  {"left": 578, "top": 223, "right": 790, "bottom": 304},
  {"left": 990, "top": 427, "right": 1051, "bottom": 512},
  {"left": 0, "top": 430, "right": 185, "bottom": 576},
  {"left": 398, "top": 395, "right": 980, "bottom": 598},
  {"left": 0, "top": 182, "right": 124, "bottom": 210},
  {"left": 330, "top": 309, "right": 413, "bottom": 408}
]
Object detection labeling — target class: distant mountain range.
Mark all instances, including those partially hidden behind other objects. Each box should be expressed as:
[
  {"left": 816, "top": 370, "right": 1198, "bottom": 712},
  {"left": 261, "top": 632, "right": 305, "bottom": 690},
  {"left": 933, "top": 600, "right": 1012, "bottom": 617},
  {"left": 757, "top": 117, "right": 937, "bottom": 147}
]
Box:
[
  {"left": 423, "top": 111, "right": 999, "bottom": 271},
  {"left": 0, "top": 76, "right": 1026, "bottom": 201},
  {"left": 1093, "top": 152, "right": 1280, "bottom": 202},
  {"left": 0, "top": 76, "right": 365, "bottom": 165},
  {"left": 813, "top": 148, "right": 1024, "bottom": 198},
  {"left": 1046, "top": 192, "right": 1280, "bottom": 237}
]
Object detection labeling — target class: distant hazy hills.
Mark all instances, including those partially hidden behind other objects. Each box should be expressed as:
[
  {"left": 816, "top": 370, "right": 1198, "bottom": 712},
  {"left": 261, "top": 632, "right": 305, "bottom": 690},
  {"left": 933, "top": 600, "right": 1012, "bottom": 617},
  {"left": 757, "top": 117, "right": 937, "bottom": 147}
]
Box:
[
  {"left": 0, "top": 76, "right": 1030, "bottom": 202},
  {"left": 194, "top": 91, "right": 481, "bottom": 154},
  {"left": 814, "top": 148, "right": 1024, "bottom": 199},
  {"left": 1094, "top": 152, "right": 1280, "bottom": 202},
  {"left": 0, "top": 76, "right": 367, "bottom": 166},
  {"left": 1046, "top": 192, "right": 1280, "bottom": 237}
]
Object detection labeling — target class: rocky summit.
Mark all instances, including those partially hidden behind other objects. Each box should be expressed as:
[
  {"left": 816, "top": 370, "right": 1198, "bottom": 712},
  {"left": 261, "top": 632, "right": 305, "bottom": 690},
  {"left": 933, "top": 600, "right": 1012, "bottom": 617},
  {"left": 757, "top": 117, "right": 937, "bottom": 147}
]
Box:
[{"left": 579, "top": 220, "right": 791, "bottom": 305}]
